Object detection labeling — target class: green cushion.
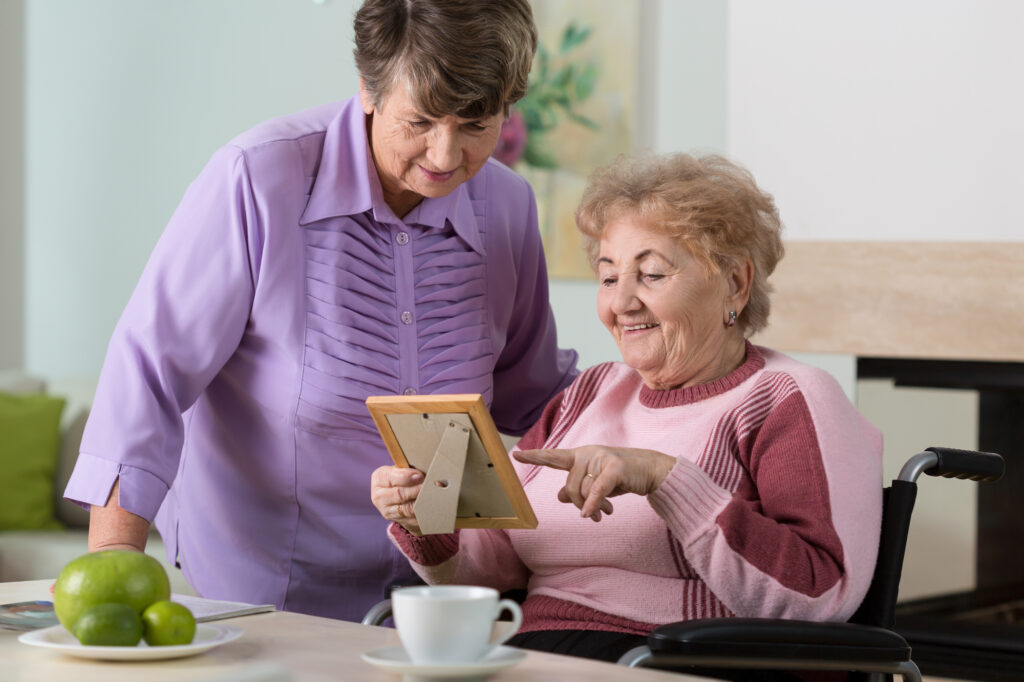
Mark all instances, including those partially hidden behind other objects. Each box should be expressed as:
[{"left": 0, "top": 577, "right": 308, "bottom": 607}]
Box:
[{"left": 0, "top": 391, "right": 67, "bottom": 530}]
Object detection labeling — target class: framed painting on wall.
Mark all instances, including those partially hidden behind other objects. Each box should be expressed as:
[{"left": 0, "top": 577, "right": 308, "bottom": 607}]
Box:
[{"left": 492, "top": 0, "right": 654, "bottom": 280}]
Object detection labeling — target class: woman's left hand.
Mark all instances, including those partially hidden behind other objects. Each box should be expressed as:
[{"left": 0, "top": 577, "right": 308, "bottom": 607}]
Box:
[{"left": 513, "top": 445, "right": 676, "bottom": 522}]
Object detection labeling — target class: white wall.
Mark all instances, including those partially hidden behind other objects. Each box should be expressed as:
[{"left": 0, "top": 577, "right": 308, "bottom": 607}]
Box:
[
  {"left": 727, "top": 0, "right": 1024, "bottom": 242},
  {"left": 0, "top": 0, "right": 25, "bottom": 371},
  {"left": 652, "top": 0, "right": 727, "bottom": 156},
  {"left": 24, "top": 0, "right": 362, "bottom": 378}
]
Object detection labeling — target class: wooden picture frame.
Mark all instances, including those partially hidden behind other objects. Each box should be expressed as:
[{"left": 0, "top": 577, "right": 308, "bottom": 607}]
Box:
[{"left": 366, "top": 394, "right": 538, "bottom": 535}]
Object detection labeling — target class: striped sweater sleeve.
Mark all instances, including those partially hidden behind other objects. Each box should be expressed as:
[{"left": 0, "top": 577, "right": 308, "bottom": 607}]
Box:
[{"left": 648, "top": 374, "right": 881, "bottom": 622}]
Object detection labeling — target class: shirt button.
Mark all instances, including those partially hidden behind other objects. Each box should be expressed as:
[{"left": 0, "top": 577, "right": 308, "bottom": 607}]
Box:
[
  {"left": 403, "top": 387, "right": 418, "bottom": 395},
  {"left": 396, "top": 232, "right": 410, "bottom": 245},
  {"left": 401, "top": 311, "right": 413, "bottom": 325}
]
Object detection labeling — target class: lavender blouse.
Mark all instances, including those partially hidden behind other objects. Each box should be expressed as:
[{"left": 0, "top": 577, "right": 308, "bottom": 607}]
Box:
[{"left": 64, "top": 96, "right": 578, "bottom": 621}]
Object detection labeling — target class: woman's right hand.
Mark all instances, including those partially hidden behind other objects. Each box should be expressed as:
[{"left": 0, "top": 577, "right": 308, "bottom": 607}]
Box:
[{"left": 370, "top": 466, "right": 425, "bottom": 534}]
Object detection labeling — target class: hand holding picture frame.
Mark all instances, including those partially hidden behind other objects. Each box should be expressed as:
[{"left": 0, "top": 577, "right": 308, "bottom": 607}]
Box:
[{"left": 365, "top": 394, "right": 537, "bottom": 535}]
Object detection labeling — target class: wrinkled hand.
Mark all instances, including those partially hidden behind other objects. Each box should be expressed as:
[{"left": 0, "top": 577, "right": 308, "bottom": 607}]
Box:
[
  {"left": 370, "top": 466, "right": 425, "bottom": 534},
  {"left": 514, "top": 445, "right": 675, "bottom": 522}
]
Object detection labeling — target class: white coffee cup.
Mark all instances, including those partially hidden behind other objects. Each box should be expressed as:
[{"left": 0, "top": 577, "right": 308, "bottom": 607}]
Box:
[{"left": 391, "top": 585, "right": 523, "bottom": 665}]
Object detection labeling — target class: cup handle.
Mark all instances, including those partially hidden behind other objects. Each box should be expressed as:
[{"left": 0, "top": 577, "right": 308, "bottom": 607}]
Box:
[{"left": 489, "top": 599, "right": 524, "bottom": 649}]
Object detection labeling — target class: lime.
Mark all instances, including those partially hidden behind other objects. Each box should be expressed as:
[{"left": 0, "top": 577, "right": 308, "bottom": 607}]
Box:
[
  {"left": 72, "top": 603, "right": 143, "bottom": 646},
  {"left": 54, "top": 550, "right": 171, "bottom": 632},
  {"left": 141, "top": 600, "right": 196, "bottom": 646}
]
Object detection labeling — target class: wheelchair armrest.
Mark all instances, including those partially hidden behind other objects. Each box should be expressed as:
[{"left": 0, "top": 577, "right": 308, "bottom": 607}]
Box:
[
  {"left": 648, "top": 618, "right": 912, "bottom": 664},
  {"left": 361, "top": 598, "right": 393, "bottom": 626}
]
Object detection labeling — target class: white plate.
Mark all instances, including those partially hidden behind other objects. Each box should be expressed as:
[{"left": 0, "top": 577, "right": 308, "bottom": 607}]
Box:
[
  {"left": 361, "top": 645, "right": 526, "bottom": 681},
  {"left": 18, "top": 623, "right": 243, "bottom": 661}
]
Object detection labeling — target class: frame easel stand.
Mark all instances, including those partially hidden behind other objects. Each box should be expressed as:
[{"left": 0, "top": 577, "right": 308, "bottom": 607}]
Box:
[{"left": 413, "top": 420, "right": 471, "bottom": 534}]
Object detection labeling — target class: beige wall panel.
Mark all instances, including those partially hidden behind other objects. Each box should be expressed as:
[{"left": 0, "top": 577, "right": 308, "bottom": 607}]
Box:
[{"left": 753, "top": 242, "right": 1024, "bottom": 362}]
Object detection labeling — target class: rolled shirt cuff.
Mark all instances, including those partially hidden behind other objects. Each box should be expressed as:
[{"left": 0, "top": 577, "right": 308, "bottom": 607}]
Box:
[{"left": 63, "top": 452, "right": 170, "bottom": 523}]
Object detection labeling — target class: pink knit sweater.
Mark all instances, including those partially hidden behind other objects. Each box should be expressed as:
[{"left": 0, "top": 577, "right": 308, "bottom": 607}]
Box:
[{"left": 389, "top": 344, "right": 883, "bottom": 635}]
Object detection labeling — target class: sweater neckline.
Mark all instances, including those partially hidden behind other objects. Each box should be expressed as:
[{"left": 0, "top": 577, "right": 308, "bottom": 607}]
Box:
[{"left": 638, "top": 342, "right": 765, "bottom": 408}]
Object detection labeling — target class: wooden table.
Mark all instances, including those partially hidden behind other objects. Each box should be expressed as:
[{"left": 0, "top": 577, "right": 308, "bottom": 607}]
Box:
[{"left": 2, "top": 580, "right": 707, "bottom": 682}]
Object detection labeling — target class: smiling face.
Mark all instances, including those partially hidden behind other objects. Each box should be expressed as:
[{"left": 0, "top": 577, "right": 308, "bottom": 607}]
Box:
[
  {"left": 360, "top": 80, "right": 505, "bottom": 218},
  {"left": 596, "top": 213, "right": 751, "bottom": 390}
]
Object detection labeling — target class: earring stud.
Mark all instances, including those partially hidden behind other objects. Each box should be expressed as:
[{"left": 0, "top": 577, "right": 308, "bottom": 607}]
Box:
[{"left": 727, "top": 310, "right": 737, "bottom": 327}]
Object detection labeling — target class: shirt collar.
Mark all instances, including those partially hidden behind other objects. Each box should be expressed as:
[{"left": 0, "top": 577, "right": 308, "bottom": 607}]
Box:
[{"left": 300, "top": 95, "right": 484, "bottom": 255}]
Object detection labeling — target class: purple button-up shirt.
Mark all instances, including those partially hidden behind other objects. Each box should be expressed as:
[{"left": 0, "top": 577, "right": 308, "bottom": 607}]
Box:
[{"left": 64, "top": 96, "right": 578, "bottom": 621}]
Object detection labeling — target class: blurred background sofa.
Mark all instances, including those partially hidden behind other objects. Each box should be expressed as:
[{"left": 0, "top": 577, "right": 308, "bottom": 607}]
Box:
[{"left": 0, "top": 371, "right": 194, "bottom": 594}]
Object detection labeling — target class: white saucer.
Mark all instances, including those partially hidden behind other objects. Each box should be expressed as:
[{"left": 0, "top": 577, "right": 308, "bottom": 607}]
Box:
[
  {"left": 361, "top": 645, "right": 526, "bottom": 681},
  {"left": 18, "top": 623, "right": 243, "bottom": 661}
]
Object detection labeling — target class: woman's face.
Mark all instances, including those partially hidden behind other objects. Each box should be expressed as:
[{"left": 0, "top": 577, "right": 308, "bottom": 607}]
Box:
[
  {"left": 360, "top": 80, "right": 504, "bottom": 218},
  {"left": 596, "top": 213, "right": 744, "bottom": 390}
]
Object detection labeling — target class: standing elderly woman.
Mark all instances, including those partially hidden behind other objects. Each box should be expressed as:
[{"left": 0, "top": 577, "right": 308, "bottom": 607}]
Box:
[
  {"left": 372, "top": 153, "right": 883, "bottom": 661},
  {"left": 63, "top": 0, "right": 576, "bottom": 623}
]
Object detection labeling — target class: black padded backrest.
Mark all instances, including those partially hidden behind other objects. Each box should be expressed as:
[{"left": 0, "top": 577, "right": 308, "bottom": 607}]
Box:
[{"left": 849, "top": 480, "right": 918, "bottom": 628}]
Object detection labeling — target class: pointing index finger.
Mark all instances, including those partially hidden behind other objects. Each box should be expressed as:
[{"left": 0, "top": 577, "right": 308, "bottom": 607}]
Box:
[{"left": 513, "top": 448, "right": 575, "bottom": 471}]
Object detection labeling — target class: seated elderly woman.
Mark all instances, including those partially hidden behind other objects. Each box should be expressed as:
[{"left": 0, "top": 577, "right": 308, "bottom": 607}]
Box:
[{"left": 370, "top": 152, "right": 883, "bottom": 663}]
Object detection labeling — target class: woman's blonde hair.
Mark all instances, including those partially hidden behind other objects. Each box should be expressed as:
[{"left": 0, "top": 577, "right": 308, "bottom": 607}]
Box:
[
  {"left": 575, "top": 153, "right": 784, "bottom": 336},
  {"left": 354, "top": 0, "right": 537, "bottom": 119}
]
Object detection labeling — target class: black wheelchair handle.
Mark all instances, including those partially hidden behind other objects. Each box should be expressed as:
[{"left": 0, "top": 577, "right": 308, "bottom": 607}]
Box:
[
  {"left": 897, "top": 448, "right": 1004, "bottom": 483},
  {"left": 924, "top": 447, "right": 1004, "bottom": 482}
]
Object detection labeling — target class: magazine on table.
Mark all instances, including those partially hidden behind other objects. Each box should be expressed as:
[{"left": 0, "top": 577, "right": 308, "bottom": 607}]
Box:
[{"left": 0, "top": 601, "right": 59, "bottom": 631}]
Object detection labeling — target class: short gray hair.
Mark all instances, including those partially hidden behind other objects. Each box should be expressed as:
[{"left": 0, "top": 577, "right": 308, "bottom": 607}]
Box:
[{"left": 353, "top": 0, "right": 537, "bottom": 119}]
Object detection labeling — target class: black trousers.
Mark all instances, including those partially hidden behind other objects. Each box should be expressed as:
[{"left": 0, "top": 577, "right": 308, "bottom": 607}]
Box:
[{"left": 506, "top": 629, "right": 646, "bottom": 663}]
